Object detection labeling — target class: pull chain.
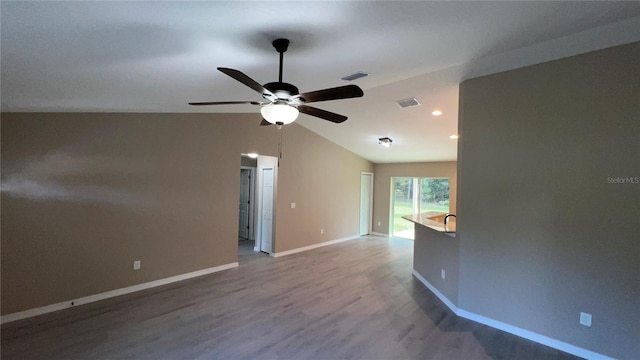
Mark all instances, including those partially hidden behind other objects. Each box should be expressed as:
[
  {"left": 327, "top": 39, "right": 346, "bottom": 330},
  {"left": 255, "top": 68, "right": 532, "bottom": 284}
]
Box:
[{"left": 278, "top": 131, "right": 283, "bottom": 167}]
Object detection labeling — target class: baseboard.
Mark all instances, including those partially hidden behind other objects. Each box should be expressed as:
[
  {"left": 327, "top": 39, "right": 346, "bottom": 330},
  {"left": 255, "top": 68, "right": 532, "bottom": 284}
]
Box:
[
  {"left": 0, "top": 262, "right": 239, "bottom": 324},
  {"left": 456, "top": 310, "right": 614, "bottom": 360},
  {"left": 371, "top": 232, "right": 389, "bottom": 237},
  {"left": 411, "top": 269, "right": 459, "bottom": 313},
  {"left": 412, "top": 269, "right": 612, "bottom": 360},
  {"left": 271, "top": 235, "right": 359, "bottom": 258}
]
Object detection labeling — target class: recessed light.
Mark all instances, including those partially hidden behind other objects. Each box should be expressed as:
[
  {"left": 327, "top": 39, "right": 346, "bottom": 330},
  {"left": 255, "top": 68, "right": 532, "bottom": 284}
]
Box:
[
  {"left": 378, "top": 137, "right": 393, "bottom": 147},
  {"left": 432, "top": 109, "right": 443, "bottom": 116},
  {"left": 449, "top": 134, "right": 459, "bottom": 139}
]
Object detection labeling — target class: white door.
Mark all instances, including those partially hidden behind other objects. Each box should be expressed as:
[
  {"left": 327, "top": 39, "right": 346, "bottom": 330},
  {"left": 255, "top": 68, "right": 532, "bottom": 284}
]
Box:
[
  {"left": 238, "top": 169, "right": 250, "bottom": 240},
  {"left": 260, "top": 167, "right": 274, "bottom": 253},
  {"left": 360, "top": 173, "right": 373, "bottom": 236}
]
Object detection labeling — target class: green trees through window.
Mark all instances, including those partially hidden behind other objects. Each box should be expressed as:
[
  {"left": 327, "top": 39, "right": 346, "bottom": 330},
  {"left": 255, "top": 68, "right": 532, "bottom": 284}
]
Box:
[
  {"left": 420, "top": 178, "right": 450, "bottom": 211},
  {"left": 392, "top": 177, "right": 450, "bottom": 239}
]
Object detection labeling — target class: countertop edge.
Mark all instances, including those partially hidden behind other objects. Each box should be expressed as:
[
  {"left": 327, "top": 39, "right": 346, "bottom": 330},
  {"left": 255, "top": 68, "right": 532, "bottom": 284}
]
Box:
[{"left": 403, "top": 213, "right": 456, "bottom": 237}]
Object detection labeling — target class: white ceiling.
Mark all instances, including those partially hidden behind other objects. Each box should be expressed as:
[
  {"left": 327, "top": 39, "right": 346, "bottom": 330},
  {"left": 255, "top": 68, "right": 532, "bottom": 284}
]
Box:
[{"left": 2, "top": 1, "right": 639, "bottom": 163}]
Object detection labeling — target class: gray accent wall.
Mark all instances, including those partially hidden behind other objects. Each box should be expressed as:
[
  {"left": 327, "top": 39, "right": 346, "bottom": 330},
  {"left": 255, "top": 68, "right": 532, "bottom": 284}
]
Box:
[
  {"left": 413, "top": 226, "right": 459, "bottom": 304},
  {"left": 457, "top": 42, "right": 639, "bottom": 359}
]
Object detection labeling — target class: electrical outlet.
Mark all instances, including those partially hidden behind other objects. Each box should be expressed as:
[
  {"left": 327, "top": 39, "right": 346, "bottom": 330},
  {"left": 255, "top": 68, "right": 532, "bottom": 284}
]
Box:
[
  {"left": 291, "top": 202, "right": 296, "bottom": 209},
  {"left": 320, "top": 228, "right": 324, "bottom": 234},
  {"left": 579, "top": 312, "right": 592, "bottom": 327},
  {"left": 441, "top": 269, "right": 446, "bottom": 279},
  {"left": 133, "top": 260, "right": 141, "bottom": 270}
]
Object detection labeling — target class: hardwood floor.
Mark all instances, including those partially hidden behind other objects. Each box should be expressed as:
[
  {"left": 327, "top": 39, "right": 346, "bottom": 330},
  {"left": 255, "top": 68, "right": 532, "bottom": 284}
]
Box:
[{"left": 1, "top": 236, "right": 582, "bottom": 360}]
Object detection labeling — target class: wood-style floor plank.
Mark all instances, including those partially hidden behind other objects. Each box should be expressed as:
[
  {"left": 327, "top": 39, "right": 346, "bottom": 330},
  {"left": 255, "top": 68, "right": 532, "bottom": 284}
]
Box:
[{"left": 1, "top": 236, "right": 582, "bottom": 359}]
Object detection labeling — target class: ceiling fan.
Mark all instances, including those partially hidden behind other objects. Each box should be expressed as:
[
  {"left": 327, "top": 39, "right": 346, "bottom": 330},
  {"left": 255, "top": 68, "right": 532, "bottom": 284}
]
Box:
[{"left": 189, "top": 38, "right": 364, "bottom": 127}]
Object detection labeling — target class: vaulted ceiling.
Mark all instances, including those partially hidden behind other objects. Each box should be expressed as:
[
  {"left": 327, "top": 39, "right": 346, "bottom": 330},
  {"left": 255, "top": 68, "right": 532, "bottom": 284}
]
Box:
[{"left": 2, "top": 1, "right": 639, "bottom": 162}]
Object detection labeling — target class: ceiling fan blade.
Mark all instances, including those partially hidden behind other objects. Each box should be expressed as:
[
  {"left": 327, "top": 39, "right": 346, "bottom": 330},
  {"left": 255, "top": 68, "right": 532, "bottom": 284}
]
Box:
[
  {"left": 188, "top": 101, "right": 262, "bottom": 106},
  {"left": 260, "top": 119, "right": 273, "bottom": 126},
  {"left": 218, "top": 67, "right": 274, "bottom": 97},
  {"left": 298, "top": 105, "right": 348, "bottom": 123},
  {"left": 299, "top": 84, "right": 363, "bottom": 104}
]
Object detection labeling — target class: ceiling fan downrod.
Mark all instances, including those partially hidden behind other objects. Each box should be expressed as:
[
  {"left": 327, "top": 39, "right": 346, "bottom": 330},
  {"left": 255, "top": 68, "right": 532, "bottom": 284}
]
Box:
[{"left": 272, "top": 38, "right": 289, "bottom": 83}]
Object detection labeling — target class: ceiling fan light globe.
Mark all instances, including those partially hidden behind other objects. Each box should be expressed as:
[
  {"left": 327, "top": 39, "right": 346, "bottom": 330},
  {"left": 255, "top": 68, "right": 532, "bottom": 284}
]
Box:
[{"left": 261, "top": 103, "right": 299, "bottom": 125}]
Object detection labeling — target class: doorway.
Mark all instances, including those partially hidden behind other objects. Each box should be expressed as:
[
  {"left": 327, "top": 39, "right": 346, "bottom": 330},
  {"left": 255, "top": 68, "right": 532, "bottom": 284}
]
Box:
[
  {"left": 239, "top": 155, "right": 257, "bottom": 256},
  {"left": 360, "top": 172, "right": 373, "bottom": 236},
  {"left": 239, "top": 167, "right": 255, "bottom": 241}
]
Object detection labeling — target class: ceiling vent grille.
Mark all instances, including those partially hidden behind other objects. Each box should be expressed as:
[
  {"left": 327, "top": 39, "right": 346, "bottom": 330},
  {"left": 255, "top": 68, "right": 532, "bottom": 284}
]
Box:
[
  {"left": 396, "top": 97, "right": 420, "bottom": 108},
  {"left": 341, "top": 72, "right": 368, "bottom": 81}
]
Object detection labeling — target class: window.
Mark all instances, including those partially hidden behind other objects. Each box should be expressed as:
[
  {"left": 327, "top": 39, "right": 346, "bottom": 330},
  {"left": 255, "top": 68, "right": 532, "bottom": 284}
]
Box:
[{"left": 391, "top": 177, "right": 450, "bottom": 239}]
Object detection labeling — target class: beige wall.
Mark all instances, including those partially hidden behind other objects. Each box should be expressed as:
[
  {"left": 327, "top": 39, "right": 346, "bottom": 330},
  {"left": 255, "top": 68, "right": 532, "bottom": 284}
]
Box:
[
  {"left": 275, "top": 124, "right": 373, "bottom": 251},
  {"left": 1, "top": 113, "right": 372, "bottom": 314},
  {"left": 371, "top": 162, "right": 457, "bottom": 235},
  {"left": 457, "top": 42, "right": 639, "bottom": 359}
]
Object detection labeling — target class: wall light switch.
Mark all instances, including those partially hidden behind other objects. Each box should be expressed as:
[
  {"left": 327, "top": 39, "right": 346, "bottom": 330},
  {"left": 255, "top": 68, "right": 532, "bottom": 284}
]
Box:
[
  {"left": 441, "top": 269, "right": 446, "bottom": 279},
  {"left": 320, "top": 228, "right": 324, "bottom": 234},
  {"left": 378, "top": 221, "right": 381, "bottom": 226},
  {"left": 133, "top": 260, "right": 141, "bottom": 270},
  {"left": 291, "top": 202, "right": 296, "bottom": 209},
  {"left": 579, "top": 312, "right": 592, "bottom": 327}
]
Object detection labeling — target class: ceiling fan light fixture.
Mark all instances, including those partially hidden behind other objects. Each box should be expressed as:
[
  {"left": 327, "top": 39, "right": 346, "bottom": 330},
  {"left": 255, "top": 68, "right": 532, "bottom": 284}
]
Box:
[
  {"left": 378, "top": 137, "right": 393, "bottom": 147},
  {"left": 261, "top": 103, "right": 299, "bottom": 125}
]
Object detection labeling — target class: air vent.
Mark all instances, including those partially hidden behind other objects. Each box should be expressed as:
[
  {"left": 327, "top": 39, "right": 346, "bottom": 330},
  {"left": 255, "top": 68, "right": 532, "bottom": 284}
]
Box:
[
  {"left": 341, "top": 72, "right": 368, "bottom": 81},
  {"left": 396, "top": 98, "right": 420, "bottom": 108}
]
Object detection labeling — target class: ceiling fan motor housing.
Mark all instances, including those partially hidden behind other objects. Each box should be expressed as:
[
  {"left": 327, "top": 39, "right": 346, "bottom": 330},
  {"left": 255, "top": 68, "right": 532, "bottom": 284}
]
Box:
[{"left": 264, "top": 82, "right": 299, "bottom": 97}]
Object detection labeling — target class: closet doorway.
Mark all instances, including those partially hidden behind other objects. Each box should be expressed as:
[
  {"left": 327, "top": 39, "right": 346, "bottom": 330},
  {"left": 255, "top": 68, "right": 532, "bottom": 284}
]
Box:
[{"left": 239, "top": 155, "right": 257, "bottom": 256}]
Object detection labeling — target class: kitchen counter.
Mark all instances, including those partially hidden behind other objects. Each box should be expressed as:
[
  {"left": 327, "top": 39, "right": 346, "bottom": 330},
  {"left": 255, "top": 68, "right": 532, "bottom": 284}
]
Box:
[{"left": 403, "top": 212, "right": 456, "bottom": 237}]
